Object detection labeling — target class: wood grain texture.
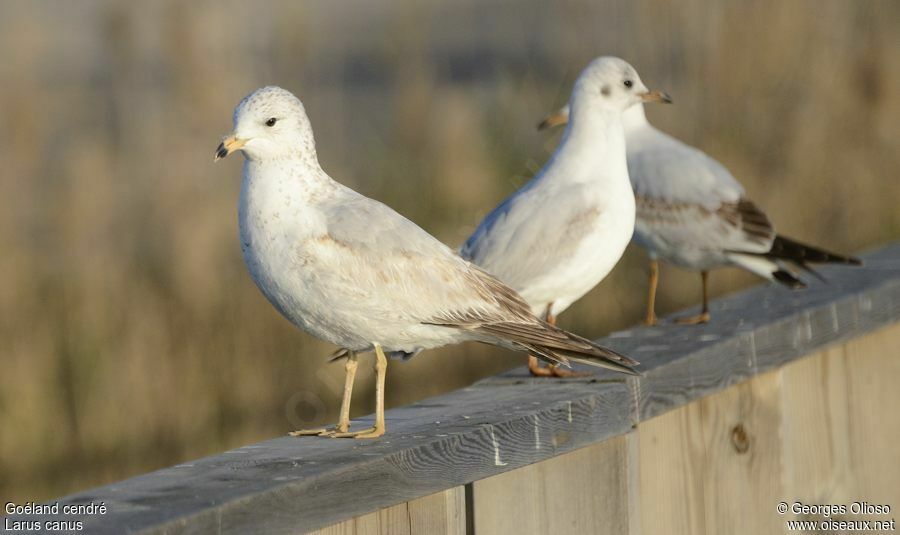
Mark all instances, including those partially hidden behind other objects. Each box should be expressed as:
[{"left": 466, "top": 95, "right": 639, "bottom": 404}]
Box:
[
  {"left": 9, "top": 243, "right": 898, "bottom": 534},
  {"left": 637, "top": 369, "right": 785, "bottom": 535},
  {"left": 844, "top": 323, "right": 900, "bottom": 506},
  {"left": 636, "top": 324, "right": 900, "bottom": 535},
  {"left": 780, "top": 346, "right": 856, "bottom": 509},
  {"left": 472, "top": 437, "right": 632, "bottom": 535},
  {"left": 312, "top": 488, "right": 465, "bottom": 535}
]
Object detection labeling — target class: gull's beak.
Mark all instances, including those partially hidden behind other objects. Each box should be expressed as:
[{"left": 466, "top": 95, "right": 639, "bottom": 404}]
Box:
[
  {"left": 214, "top": 134, "right": 247, "bottom": 162},
  {"left": 537, "top": 107, "right": 570, "bottom": 131},
  {"left": 640, "top": 90, "right": 673, "bottom": 104}
]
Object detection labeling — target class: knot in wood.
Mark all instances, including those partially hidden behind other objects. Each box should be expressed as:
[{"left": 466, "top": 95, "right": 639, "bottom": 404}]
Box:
[{"left": 731, "top": 423, "right": 750, "bottom": 454}]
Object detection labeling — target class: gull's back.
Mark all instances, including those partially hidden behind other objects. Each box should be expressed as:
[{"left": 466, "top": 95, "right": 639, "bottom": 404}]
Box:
[
  {"left": 626, "top": 121, "right": 745, "bottom": 208},
  {"left": 624, "top": 111, "right": 775, "bottom": 270}
]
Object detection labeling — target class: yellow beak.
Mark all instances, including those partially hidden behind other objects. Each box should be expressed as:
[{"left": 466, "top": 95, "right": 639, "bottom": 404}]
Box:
[
  {"left": 537, "top": 110, "right": 570, "bottom": 131},
  {"left": 214, "top": 135, "right": 246, "bottom": 161},
  {"left": 640, "top": 90, "right": 673, "bottom": 104}
]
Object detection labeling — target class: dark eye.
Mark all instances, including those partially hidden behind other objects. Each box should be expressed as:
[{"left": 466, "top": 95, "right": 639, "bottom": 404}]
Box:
[
  {"left": 265, "top": 118, "right": 277, "bottom": 127},
  {"left": 623, "top": 80, "right": 633, "bottom": 89}
]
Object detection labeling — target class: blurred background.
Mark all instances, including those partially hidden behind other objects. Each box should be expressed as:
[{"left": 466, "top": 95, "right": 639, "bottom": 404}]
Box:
[{"left": 1, "top": 0, "right": 897, "bottom": 502}]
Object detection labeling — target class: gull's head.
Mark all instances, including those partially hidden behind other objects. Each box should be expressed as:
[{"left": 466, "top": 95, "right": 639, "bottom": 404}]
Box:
[
  {"left": 215, "top": 86, "right": 316, "bottom": 162},
  {"left": 567, "top": 57, "right": 671, "bottom": 118}
]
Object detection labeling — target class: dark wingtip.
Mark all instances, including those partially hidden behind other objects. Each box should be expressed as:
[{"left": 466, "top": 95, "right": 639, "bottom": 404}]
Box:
[
  {"left": 773, "top": 269, "right": 806, "bottom": 289},
  {"left": 769, "top": 235, "right": 863, "bottom": 266},
  {"left": 327, "top": 348, "right": 351, "bottom": 362}
]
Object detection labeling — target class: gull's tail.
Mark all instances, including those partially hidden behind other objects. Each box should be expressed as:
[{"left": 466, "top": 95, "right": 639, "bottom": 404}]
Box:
[
  {"left": 765, "top": 235, "right": 862, "bottom": 269},
  {"left": 528, "top": 328, "right": 641, "bottom": 376},
  {"left": 425, "top": 264, "right": 640, "bottom": 376},
  {"left": 460, "top": 320, "right": 641, "bottom": 375},
  {"left": 729, "top": 235, "right": 861, "bottom": 289}
]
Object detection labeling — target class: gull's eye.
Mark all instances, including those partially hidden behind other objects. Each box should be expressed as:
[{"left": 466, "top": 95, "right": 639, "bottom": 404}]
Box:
[
  {"left": 623, "top": 80, "right": 633, "bottom": 89},
  {"left": 265, "top": 118, "right": 277, "bottom": 127}
]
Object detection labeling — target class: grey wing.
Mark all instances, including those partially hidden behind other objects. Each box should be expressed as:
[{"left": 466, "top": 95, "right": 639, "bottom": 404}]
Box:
[
  {"left": 325, "top": 192, "right": 452, "bottom": 260},
  {"left": 636, "top": 196, "right": 774, "bottom": 254},
  {"left": 628, "top": 129, "right": 746, "bottom": 208},
  {"left": 630, "top": 132, "right": 774, "bottom": 254},
  {"left": 319, "top": 192, "right": 527, "bottom": 323},
  {"left": 425, "top": 265, "right": 640, "bottom": 374},
  {"left": 460, "top": 182, "right": 601, "bottom": 291},
  {"left": 323, "top": 192, "right": 638, "bottom": 374}
]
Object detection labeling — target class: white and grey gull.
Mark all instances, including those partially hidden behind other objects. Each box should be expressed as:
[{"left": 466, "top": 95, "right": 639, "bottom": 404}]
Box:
[{"left": 461, "top": 57, "right": 671, "bottom": 376}]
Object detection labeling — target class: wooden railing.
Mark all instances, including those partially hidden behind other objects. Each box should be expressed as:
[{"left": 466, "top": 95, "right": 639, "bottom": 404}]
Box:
[{"left": 7, "top": 243, "right": 900, "bottom": 535}]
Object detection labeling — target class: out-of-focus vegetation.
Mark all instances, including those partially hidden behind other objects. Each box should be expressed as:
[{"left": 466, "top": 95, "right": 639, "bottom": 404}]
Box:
[{"left": 1, "top": 0, "right": 897, "bottom": 501}]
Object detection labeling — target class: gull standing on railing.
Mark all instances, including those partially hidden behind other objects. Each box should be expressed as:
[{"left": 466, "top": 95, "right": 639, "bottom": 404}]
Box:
[
  {"left": 214, "top": 86, "right": 638, "bottom": 438},
  {"left": 461, "top": 57, "right": 671, "bottom": 376}
]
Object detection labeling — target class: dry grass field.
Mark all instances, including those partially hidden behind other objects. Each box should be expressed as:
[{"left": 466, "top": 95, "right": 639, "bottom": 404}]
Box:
[{"left": 0, "top": 0, "right": 897, "bottom": 501}]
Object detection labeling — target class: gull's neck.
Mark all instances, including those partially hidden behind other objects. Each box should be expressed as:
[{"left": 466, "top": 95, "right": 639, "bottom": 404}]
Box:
[
  {"left": 244, "top": 154, "right": 341, "bottom": 203},
  {"left": 541, "top": 104, "right": 627, "bottom": 185},
  {"left": 621, "top": 103, "right": 650, "bottom": 134}
]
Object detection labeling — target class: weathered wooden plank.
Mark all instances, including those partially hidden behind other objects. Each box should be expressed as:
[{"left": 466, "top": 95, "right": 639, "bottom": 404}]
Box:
[
  {"left": 311, "top": 488, "right": 465, "bottom": 535},
  {"left": 699, "top": 372, "right": 784, "bottom": 534},
  {"left": 484, "top": 246, "right": 900, "bottom": 429},
  {"left": 635, "top": 392, "right": 707, "bottom": 534},
  {"left": 637, "top": 369, "right": 785, "bottom": 535},
  {"left": 407, "top": 487, "right": 465, "bottom": 535},
  {"left": 780, "top": 346, "right": 856, "bottom": 511},
  {"left": 9, "top": 243, "right": 899, "bottom": 534},
  {"left": 472, "top": 437, "right": 632, "bottom": 535},
  {"left": 14, "top": 381, "right": 633, "bottom": 534},
  {"left": 843, "top": 323, "right": 900, "bottom": 506}
]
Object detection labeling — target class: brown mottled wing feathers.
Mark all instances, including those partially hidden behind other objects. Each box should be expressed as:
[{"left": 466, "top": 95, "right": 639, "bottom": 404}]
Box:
[{"left": 426, "top": 266, "right": 640, "bottom": 375}]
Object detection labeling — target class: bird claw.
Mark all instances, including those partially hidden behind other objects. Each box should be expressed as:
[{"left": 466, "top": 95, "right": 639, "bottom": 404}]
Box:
[
  {"left": 329, "top": 426, "right": 385, "bottom": 439},
  {"left": 289, "top": 424, "right": 350, "bottom": 437},
  {"left": 528, "top": 357, "right": 592, "bottom": 378},
  {"left": 675, "top": 311, "right": 710, "bottom": 325}
]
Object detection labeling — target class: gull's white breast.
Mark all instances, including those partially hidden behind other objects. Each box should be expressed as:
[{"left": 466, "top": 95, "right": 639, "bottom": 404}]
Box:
[
  {"left": 462, "top": 118, "right": 635, "bottom": 318},
  {"left": 237, "top": 160, "right": 483, "bottom": 353}
]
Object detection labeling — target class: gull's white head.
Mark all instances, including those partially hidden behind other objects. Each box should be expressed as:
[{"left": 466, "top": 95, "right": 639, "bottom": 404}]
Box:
[
  {"left": 537, "top": 57, "right": 670, "bottom": 131},
  {"left": 567, "top": 57, "right": 670, "bottom": 119},
  {"left": 215, "top": 86, "right": 316, "bottom": 162}
]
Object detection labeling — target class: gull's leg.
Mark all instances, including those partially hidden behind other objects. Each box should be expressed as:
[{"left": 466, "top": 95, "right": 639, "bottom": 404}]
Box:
[
  {"left": 528, "top": 304, "right": 557, "bottom": 377},
  {"left": 331, "top": 344, "right": 387, "bottom": 439},
  {"left": 527, "top": 354, "right": 556, "bottom": 377},
  {"left": 334, "top": 351, "right": 359, "bottom": 432},
  {"left": 645, "top": 259, "right": 659, "bottom": 326},
  {"left": 676, "top": 271, "right": 711, "bottom": 325},
  {"left": 528, "top": 310, "right": 591, "bottom": 378},
  {"left": 290, "top": 351, "right": 359, "bottom": 437}
]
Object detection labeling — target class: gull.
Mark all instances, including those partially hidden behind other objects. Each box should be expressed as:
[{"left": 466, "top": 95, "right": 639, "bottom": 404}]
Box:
[
  {"left": 538, "top": 101, "right": 861, "bottom": 325},
  {"left": 214, "top": 86, "right": 639, "bottom": 438},
  {"left": 460, "top": 57, "right": 670, "bottom": 377}
]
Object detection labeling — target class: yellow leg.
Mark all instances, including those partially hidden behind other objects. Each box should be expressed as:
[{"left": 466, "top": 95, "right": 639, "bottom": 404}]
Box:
[
  {"left": 290, "top": 351, "right": 359, "bottom": 437},
  {"left": 331, "top": 344, "right": 387, "bottom": 439},
  {"left": 528, "top": 310, "right": 591, "bottom": 378},
  {"left": 676, "top": 271, "right": 711, "bottom": 324},
  {"left": 335, "top": 352, "right": 359, "bottom": 432},
  {"left": 645, "top": 259, "right": 659, "bottom": 326}
]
